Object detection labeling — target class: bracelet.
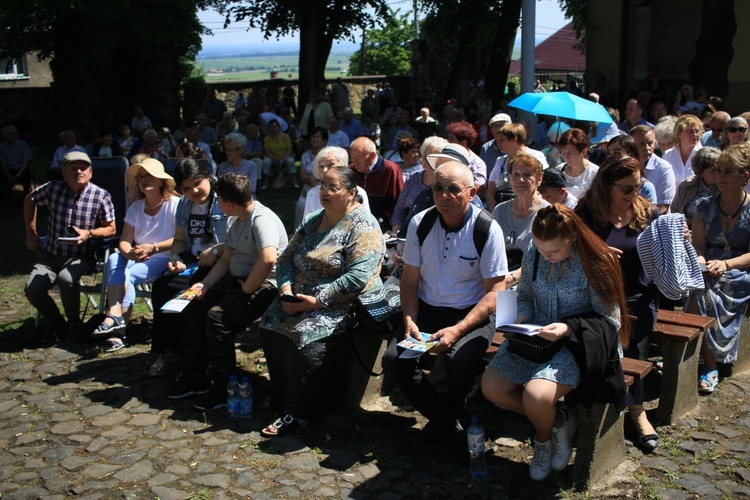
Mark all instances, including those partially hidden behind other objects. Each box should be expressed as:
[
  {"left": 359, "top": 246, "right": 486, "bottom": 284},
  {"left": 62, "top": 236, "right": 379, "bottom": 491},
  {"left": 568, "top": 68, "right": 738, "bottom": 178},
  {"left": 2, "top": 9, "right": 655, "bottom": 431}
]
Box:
[
  {"left": 153, "top": 242, "right": 159, "bottom": 254},
  {"left": 725, "top": 260, "right": 731, "bottom": 271}
]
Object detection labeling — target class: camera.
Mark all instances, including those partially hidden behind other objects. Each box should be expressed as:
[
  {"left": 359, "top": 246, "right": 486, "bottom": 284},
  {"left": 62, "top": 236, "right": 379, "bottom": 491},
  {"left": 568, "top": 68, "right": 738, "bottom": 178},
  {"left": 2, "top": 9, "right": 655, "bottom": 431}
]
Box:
[{"left": 65, "top": 226, "right": 79, "bottom": 237}]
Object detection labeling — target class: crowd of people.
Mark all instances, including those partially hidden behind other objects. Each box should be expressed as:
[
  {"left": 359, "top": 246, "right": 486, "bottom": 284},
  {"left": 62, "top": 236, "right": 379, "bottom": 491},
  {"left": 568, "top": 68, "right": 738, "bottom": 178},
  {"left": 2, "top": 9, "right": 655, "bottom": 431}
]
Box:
[{"left": 14, "top": 77, "right": 750, "bottom": 482}]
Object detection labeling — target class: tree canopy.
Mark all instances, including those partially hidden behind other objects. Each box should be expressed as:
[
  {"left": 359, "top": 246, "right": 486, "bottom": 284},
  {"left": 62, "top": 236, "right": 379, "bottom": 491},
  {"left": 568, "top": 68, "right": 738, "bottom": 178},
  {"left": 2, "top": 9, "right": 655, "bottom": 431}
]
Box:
[
  {"left": 210, "top": 0, "right": 390, "bottom": 110},
  {"left": 0, "top": 0, "right": 204, "bottom": 137},
  {"left": 348, "top": 9, "right": 413, "bottom": 76}
]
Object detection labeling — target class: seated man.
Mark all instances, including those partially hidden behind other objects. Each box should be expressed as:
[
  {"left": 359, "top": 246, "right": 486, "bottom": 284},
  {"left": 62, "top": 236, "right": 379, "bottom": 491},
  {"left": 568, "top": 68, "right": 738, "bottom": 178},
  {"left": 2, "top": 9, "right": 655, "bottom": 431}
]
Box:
[
  {"left": 51, "top": 130, "right": 87, "bottom": 169},
  {"left": 168, "top": 173, "right": 288, "bottom": 410},
  {"left": 349, "top": 136, "right": 404, "bottom": 232},
  {"left": 0, "top": 125, "right": 33, "bottom": 195},
  {"left": 24, "top": 152, "right": 116, "bottom": 341},
  {"left": 383, "top": 161, "right": 508, "bottom": 441}
]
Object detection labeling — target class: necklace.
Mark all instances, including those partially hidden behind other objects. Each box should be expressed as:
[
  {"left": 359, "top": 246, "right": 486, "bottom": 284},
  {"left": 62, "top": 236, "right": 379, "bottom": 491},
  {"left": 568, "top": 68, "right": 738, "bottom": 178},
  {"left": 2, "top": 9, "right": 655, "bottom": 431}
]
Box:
[
  {"left": 145, "top": 198, "right": 164, "bottom": 211},
  {"left": 615, "top": 207, "right": 631, "bottom": 225},
  {"left": 718, "top": 191, "right": 747, "bottom": 219}
]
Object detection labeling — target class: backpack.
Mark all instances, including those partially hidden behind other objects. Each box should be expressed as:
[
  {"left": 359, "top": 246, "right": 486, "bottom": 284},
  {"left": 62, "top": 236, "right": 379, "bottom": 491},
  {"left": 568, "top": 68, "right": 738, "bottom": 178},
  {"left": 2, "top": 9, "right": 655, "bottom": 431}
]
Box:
[{"left": 416, "top": 206, "right": 495, "bottom": 257}]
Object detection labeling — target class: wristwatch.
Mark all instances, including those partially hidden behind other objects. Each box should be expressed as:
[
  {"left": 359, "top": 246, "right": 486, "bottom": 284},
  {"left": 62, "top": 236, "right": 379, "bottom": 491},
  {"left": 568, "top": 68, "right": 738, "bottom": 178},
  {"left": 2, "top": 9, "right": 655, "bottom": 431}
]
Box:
[{"left": 211, "top": 247, "right": 220, "bottom": 256}]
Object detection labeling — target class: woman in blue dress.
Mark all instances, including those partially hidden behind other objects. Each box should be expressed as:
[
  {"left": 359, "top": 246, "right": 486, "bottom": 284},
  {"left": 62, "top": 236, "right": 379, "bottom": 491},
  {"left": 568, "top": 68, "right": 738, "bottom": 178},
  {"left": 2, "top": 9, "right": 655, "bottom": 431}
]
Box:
[
  {"left": 482, "top": 204, "right": 629, "bottom": 481},
  {"left": 691, "top": 143, "right": 750, "bottom": 393}
]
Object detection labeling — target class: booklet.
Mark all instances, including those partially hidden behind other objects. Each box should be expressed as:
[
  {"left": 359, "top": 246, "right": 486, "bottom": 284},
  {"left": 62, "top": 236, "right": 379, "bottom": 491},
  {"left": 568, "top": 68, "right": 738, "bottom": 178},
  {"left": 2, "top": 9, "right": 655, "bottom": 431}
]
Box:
[
  {"left": 397, "top": 332, "right": 438, "bottom": 359},
  {"left": 57, "top": 237, "right": 80, "bottom": 245},
  {"left": 160, "top": 288, "right": 201, "bottom": 314},
  {"left": 495, "top": 289, "right": 544, "bottom": 336}
]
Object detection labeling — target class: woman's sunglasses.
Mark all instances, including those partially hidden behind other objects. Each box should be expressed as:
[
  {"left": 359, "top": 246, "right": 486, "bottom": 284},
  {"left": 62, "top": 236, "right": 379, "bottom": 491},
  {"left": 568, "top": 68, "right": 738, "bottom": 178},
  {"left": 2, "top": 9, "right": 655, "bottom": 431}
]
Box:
[{"left": 611, "top": 181, "right": 644, "bottom": 195}]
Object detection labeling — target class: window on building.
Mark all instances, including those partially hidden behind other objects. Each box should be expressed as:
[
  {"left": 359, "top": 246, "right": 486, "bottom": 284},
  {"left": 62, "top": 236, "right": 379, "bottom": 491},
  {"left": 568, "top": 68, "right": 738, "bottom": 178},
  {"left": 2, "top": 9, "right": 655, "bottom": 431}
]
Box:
[{"left": 0, "top": 56, "right": 29, "bottom": 80}]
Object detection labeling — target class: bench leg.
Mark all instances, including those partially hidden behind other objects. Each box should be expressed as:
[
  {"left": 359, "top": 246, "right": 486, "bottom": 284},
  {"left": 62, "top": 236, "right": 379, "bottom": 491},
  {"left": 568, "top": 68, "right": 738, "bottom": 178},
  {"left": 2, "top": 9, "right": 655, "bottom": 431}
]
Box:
[
  {"left": 656, "top": 333, "right": 702, "bottom": 425},
  {"left": 344, "top": 334, "right": 389, "bottom": 410},
  {"left": 571, "top": 403, "right": 626, "bottom": 488}
]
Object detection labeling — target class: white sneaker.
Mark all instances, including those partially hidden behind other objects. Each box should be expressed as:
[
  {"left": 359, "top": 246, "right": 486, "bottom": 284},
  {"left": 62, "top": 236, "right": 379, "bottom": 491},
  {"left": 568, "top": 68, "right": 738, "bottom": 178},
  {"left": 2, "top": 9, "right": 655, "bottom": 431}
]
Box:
[
  {"left": 551, "top": 409, "right": 577, "bottom": 471},
  {"left": 529, "top": 439, "right": 553, "bottom": 481}
]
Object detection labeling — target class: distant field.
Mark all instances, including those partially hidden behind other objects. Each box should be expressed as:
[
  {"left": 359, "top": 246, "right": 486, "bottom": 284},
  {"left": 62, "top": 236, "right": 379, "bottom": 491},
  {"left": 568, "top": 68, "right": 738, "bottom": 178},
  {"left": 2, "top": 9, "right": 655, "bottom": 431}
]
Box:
[{"left": 199, "top": 53, "right": 353, "bottom": 81}]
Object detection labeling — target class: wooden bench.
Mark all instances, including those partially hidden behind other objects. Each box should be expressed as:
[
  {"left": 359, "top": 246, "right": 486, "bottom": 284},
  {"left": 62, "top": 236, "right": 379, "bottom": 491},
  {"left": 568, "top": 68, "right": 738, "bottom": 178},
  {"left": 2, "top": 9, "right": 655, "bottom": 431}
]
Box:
[
  {"left": 484, "top": 330, "right": 654, "bottom": 487},
  {"left": 572, "top": 358, "right": 651, "bottom": 486},
  {"left": 651, "top": 310, "right": 714, "bottom": 424}
]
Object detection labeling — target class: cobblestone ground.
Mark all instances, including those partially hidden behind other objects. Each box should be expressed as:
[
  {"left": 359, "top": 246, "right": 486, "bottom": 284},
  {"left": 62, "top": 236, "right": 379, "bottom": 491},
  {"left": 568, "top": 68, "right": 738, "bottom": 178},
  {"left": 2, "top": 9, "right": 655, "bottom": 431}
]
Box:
[{"left": 2, "top": 329, "right": 750, "bottom": 499}]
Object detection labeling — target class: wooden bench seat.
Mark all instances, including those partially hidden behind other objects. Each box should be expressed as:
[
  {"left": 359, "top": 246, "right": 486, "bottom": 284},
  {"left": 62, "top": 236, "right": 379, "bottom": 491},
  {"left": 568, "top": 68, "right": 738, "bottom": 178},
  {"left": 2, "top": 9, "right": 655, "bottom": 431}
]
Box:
[{"left": 651, "top": 310, "right": 714, "bottom": 424}]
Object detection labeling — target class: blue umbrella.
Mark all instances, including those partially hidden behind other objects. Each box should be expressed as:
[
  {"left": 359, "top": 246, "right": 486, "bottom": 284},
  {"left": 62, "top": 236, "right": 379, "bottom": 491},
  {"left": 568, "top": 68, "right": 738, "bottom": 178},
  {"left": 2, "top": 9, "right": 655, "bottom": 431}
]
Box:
[{"left": 508, "top": 92, "right": 613, "bottom": 124}]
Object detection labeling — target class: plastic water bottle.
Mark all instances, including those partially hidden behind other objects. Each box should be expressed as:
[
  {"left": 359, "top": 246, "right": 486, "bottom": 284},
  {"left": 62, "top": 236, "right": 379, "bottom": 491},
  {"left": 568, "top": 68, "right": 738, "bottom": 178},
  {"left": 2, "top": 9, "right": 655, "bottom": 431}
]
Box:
[
  {"left": 239, "top": 376, "right": 253, "bottom": 420},
  {"left": 227, "top": 375, "right": 240, "bottom": 418},
  {"left": 467, "top": 416, "right": 488, "bottom": 478}
]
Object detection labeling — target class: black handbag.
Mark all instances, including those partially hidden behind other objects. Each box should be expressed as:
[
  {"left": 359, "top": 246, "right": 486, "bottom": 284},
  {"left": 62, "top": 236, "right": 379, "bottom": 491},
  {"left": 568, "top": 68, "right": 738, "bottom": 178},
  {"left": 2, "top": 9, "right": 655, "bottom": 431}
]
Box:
[{"left": 505, "top": 331, "right": 563, "bottom": 363}]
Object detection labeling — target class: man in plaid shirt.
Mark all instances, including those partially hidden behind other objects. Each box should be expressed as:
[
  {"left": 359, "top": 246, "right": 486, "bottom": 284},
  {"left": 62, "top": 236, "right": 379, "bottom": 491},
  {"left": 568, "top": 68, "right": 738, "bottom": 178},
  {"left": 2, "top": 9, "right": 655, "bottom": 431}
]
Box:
[{"left": 24, "top": 151, "right": 116, "bottom": 341}]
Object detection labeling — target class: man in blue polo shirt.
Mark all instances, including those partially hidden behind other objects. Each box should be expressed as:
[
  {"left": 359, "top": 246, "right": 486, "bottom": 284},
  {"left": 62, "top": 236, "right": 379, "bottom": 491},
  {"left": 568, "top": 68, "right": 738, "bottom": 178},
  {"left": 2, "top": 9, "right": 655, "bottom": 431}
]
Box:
[{"left": 383, "top": 161, "right": 508, "bottom": 442}]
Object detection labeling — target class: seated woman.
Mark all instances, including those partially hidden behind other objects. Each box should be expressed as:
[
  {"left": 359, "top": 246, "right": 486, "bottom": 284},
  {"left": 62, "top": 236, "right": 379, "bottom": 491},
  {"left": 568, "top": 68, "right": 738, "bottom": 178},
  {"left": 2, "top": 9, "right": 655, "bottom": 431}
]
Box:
[
  {"left": 492, "top": 152, "right": 549, "bottom": 277},
  {"left": 720, "top": 116, "right": 749, "bottom": 150},
  {"left": 605, "top": 135, "right": 658, "bottom": 204},
  {"left": 262, "top": 119, "right": 297, "bottom": 189},
  {"left": 397, "top": 137, "right": 423, "bottom": 183},
  {"left": 92, "top": 158, "right": 179, "bottom": 351},
  {"left": 259, "top": 167, "right": 384, "bottom": 436},
  {"left": 148, "top": 159, "right": 228, "bottom": 376},
  {"left": 576, "top": 155, "right": 662, "bottom": 450},
  {"left": 555, "top": 127, "right": 599, "bottom": 199},
  {"left": 219, "top": 132, "right": 258, "bottom": 194},
  {"left": 303, "top": 146, "right": 369, "bottom": 218},
  {"left": 671, "top": 146, "right": 719, "bottom": 228},
  {"left": 294, "top": 127, "right": 328, "bottom": 229},
  {"left": 482, "top": 204, "right": 629, "bottom": 481},
  {"left": 690, "top": 143, "right": 750, "bottom": 394}
]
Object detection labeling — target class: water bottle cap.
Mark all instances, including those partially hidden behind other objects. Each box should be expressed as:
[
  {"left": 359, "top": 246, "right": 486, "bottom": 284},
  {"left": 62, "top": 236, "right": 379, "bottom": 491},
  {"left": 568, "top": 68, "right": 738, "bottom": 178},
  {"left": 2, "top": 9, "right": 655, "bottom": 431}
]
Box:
[
  {"left": 241, "top": 376, "right": 249, "bottom": 383},
  {"left": 229, "top": 374, "right": 237, "bottom": 381},
  {"left": 471, "top": 416, "right": 479, "bottom": 426}
]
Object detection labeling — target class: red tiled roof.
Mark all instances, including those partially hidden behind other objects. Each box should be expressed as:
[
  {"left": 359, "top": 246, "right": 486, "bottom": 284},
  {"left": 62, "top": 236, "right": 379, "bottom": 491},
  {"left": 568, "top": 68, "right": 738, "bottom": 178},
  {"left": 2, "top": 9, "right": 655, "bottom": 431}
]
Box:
[{"left": 508, "top": 22, "right": 585, "bottom": 75}]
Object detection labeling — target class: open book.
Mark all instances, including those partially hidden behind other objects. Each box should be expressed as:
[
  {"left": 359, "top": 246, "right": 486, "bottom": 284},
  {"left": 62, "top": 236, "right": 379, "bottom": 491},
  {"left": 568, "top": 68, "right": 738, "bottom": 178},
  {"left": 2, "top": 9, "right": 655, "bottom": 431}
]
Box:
[
  {"left": 397, "top": 332, "right": 437, "bottom": 359},
  {"left": 160, "top": 288, "right": 201, "bottom": 314},
  {"left": 495, "top": 289, "right": 544, "bottom": 336}
]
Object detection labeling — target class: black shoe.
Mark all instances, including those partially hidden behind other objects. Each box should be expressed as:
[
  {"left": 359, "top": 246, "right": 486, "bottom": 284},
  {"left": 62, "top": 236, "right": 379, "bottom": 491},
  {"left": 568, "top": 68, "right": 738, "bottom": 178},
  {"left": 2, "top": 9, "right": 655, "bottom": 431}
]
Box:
[
  {"left": 167, "top": 376, "right": 210, "bottom": 400},
  {"left": 193, "top": 386, "right": 227, "bottom": 411}
]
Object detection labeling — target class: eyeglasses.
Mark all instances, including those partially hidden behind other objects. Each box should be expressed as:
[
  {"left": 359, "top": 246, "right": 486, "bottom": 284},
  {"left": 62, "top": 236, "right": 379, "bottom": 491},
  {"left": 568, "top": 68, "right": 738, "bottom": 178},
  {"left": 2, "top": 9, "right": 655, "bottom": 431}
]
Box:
[
  {"left": 711, "top": 128, "right": 724, "bottom": 133},
  {"left": 728, "top": 127, "right": 748, "bottom": 133},
  {"left": 137, "top": 174, "right": 155, "bottom": 182},
  {"left": 224, "top": 146, "right": 241, "bottom": 152},
  {"left": 318, "top": 184, "right": 344, "bottom": 194},
  {"left": 611, "top": 181, "right": 644, "bottom": 195},
  {"left": 431, "top": 183, "right": 468, "bottom": 196}
]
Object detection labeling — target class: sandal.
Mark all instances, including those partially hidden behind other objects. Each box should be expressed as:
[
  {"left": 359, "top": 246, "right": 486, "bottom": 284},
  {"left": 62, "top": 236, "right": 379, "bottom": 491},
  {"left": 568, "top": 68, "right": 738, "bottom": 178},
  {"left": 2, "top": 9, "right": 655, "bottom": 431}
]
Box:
[
  {"left": 91, "top": 314, "right": 127, "bottom": 338},
  {"left": 261, "top": 414, "right": 308, "bottom": 437},
  {"left": 102, "top": 336, "right": 127, "bottom": 353},
  {"left": 698, "top": 365, "right": 719, "bottom": 394},
  {"left": 638, "top": 433, "right": 660, "bottom": 450}
]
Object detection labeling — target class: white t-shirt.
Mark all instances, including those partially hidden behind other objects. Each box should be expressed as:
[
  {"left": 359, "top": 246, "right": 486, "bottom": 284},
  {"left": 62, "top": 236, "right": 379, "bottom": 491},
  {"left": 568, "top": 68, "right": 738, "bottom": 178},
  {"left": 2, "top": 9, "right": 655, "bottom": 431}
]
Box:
[
  {"left": 124, "top": 196, "right": 180, "bottom": 258},
  {"left": 557, "top": 162, "right": 599, "bottom": 199}
]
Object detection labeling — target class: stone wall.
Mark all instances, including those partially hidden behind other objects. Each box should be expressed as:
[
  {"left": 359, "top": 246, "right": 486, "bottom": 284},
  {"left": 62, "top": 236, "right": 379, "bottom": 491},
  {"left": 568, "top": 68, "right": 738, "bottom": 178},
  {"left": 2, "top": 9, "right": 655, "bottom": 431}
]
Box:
[{"left": 207, "top": 75, "right": 410, "bottom": 117}]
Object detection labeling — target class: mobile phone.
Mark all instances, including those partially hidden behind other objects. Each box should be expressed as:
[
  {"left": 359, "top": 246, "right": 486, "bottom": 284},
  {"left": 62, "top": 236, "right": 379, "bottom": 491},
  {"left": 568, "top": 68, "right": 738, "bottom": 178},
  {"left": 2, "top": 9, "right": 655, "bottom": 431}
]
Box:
[
  {"left": 65, "top": 226, "right": 78, "bottom": 237},
  {"left": 279, "top": 294, "right": 303, "bottom": 303}
]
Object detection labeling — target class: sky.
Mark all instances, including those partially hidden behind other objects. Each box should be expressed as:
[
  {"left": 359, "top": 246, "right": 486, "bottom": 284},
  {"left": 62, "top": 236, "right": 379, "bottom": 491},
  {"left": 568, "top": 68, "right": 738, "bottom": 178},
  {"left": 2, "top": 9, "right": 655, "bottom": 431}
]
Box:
[{"left": 196, "top": 0, "right": 570, "bottom": 52}]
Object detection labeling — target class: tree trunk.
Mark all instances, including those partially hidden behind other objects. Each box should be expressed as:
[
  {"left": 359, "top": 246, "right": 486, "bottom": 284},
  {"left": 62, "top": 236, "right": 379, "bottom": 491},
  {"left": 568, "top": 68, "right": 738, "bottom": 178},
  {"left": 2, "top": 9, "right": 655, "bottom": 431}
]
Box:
[
  {"left": 441, "top": 16, "right": 481, "bottom": 104},
  {"left": 483, "top": 0, "right": 522, "bottom": 107},
  {"left": 297, "top": 4, "right": 334, "bottom": 114},
  {"left": 688, "top": 0, "right": 736, "bottom": 98}
]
